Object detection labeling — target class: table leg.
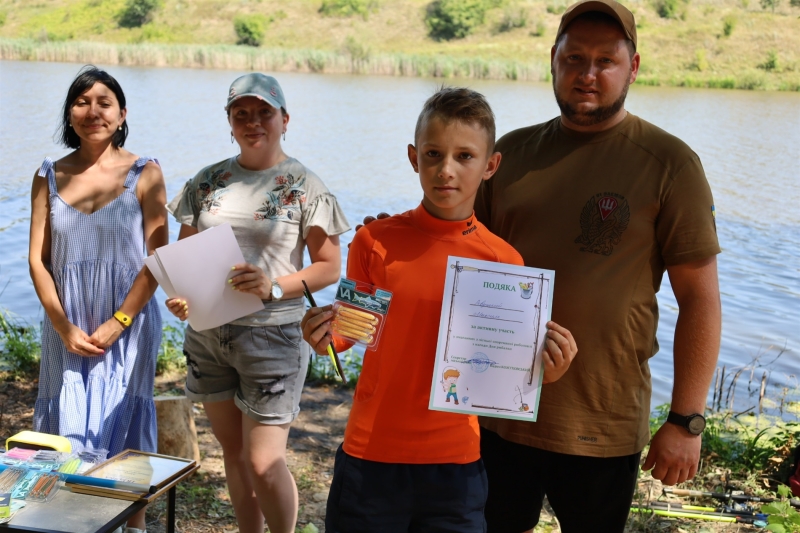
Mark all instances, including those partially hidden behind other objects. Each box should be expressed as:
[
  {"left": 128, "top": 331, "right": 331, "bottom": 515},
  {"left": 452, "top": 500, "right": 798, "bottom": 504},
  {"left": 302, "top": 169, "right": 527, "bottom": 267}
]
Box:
[{"left": 167, "top": 486, "right": 176, "bottom": 533}]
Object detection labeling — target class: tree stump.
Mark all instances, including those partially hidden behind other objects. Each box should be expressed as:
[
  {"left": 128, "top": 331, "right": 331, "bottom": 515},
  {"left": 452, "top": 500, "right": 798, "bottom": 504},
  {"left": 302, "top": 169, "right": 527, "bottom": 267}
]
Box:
[{"left": 154, "top": 396, "right": 200, "bottom": 462}]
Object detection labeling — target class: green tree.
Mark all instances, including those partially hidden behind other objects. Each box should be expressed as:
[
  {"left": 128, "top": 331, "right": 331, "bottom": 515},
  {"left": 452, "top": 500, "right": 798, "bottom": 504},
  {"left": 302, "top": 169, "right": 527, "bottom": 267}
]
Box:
[
  {"left": 426, "top": 0, "right": 495, "bottom": 40},
  {"left": 760, "top": 0, "right": 780, "bottom": 12},
  {"left": 319, "top": 0, "right": 377, "bottom": 18},
  {"left": 234, "top": 14, "right": 270, "bottom": 47},
  {"left": 118, "top": 0, "right": 162, "bottom": 28},
  {"left": 722, "top": 14, "right": 736, "bottom": 36}
]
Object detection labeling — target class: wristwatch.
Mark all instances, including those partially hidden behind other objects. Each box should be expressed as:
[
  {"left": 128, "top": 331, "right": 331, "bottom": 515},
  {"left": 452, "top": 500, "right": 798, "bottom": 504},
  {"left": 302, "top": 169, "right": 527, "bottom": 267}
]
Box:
[
  {"left": 666, "top": 411, "right": 706, "bottom": 436},
  {"left": 270, "top": 279, "right": 283, "bottom": 301}
]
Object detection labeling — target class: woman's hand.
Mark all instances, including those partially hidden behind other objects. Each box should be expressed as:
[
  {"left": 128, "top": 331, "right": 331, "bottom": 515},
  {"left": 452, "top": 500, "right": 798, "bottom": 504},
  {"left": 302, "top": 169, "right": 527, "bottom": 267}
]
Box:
[
  {"left": 55, "top": 323, "right": 105, "bottom": 357},
  {"left": 300, "top": 305, "right": 335, "bottom": 355},
  {"left": 541, "top": 321, "right": 578, "bottom": 384},
  {"left": 229, "top": 263, "right": 272, "bottom": 300},
  {"left": 166, "top": 298, "right": 189, "bottom": 320},
  {"left": 88, "top": 318, "right": 125, "bottom": 350}
]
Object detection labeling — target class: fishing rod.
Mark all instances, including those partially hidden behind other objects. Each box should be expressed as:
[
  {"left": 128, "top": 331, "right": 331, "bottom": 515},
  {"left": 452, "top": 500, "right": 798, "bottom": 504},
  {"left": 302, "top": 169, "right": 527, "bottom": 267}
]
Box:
[
  {"left": 665, "top": 487, "right": 800, "bottom": 509},
  {"left": 631, "top": 504, "right": 767, "bottom": 525},
  {"left": 643, "top": 500, "right": 761, "bottom": 517}
]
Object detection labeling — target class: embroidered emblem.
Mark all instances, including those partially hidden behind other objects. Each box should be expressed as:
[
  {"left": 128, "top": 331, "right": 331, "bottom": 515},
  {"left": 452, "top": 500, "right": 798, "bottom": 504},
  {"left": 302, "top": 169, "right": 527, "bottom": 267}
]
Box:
[
  {"left": 198, "top": 169, "right": 233, "bottom": 214},
  {"left": 270, "top": 86, "right": 278, "bottom": 97},
  {"left": 254, "top": 173, "right": 307, "bottom": 220},
  {"left": 229, "top": 87, "right": 236, "bottom": 98},
  {"left": 574, "top": 193, "right": 630, "bottom": 256}
]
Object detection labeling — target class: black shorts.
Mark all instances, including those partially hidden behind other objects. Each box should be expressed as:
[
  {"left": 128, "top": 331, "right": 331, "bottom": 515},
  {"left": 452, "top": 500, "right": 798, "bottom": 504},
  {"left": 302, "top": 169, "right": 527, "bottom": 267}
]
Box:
[
  {"left": 325, "top": 445, "right": 488, "bottom": 533},
  {"left": 480, "top": 427, "right": 640, "bottom": 533}
]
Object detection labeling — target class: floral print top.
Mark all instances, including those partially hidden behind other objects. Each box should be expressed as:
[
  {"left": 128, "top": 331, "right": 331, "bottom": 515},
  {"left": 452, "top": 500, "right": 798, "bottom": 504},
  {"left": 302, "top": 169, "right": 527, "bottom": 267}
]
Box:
[{"left": 168, "top": 156, "right": 350, "bottom": 326}]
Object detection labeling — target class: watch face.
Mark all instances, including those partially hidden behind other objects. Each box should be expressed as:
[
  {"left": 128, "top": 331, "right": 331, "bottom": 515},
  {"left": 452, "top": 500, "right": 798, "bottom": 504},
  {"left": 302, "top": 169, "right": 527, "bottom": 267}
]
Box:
[
  {"left": 687, "top": 415, "right": 706, "bottom": 435},
  {"left": 272, "top": 283, "right": 283, "bottom": 299}
]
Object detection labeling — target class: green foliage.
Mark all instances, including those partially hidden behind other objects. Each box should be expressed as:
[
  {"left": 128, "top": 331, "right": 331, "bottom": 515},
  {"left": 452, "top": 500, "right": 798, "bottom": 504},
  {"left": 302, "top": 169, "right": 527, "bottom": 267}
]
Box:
[
  {"left": 529, "top": 19, "right": 545, "bottom": 37},
  {"left": 118, "top": 0, "right": 162, "bottom": 29},
  {"left": 763, "top": 485, "right": 800, "bottom": 532},
  {"left": 791, "top": 0, "right": 800, "bottom": 7},
  {"left": 319, "top": 0, "right": 378, "bottom": 18},
  {"left": 0, "top": 11, "right": 7, "bottom": 27},
  {"left": 722, "top": 14, "right": 737, "bottom": 36},
  {"left": 233, "top": 15, "right": 264, "bottom": 47},
  {"left": 156, "top": 323, "right": 186, "bottom": 375},
  {"left": 0, "top": 312, "right": 40, "bottom": 376},
  {"left": 426, "top": 0, "right": 497, "bottom": 40},
  {"left": 761, "top": 0, "right": 781, "bottom": 11},
  {"left": 497, "top": 6, "right": 527, "bottom": 33},
  {"left": 546, "top": 0, "right": 568, "bottom": 14},
  {"left": 692, "top": 48, "right": 709, "bottom": 71},
  {"left": 234, "top": 14, "right": 270, "bottom": 47},
  {"left": 654, "top": 0, "right": 686, "bottom": 19},
  {"left": 307, "top": 349, "right": 362, "bottom": 387},
  {"left": 761, "top": 49, "right": 779, "bottom": 71}
]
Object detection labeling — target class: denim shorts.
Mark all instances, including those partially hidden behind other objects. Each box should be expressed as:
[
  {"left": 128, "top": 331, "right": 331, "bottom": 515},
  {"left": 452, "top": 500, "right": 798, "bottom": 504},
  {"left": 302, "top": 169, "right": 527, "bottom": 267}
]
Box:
[{"left": 182, "top": 322, "right": 310, "bottom": 425}]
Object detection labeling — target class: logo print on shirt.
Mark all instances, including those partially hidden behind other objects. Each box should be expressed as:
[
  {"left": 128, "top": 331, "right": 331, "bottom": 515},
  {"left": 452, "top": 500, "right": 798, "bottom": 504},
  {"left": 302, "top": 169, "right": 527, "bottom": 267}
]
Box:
[
  {"left": 574, "top": 192, "right": 630, "bottom": 256},
  {"left": 598, "top": 196, "right": 618, "bottom": 220}
]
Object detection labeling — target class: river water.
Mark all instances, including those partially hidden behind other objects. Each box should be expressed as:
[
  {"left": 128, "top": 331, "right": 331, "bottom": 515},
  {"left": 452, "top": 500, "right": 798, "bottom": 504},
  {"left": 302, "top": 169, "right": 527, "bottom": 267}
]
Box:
[{"left": 1, "top": 60, "right": 798, "bottom": 414}]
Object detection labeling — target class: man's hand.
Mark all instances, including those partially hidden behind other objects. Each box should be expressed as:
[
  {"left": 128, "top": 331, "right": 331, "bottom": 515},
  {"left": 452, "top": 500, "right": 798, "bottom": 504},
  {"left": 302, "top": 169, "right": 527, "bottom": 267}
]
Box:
[
  {"left": 350, "top": 213, "right": 390, "bottom": 247},
  {"left": 541, "top": 321, "right": 578, "bottom": 384},
  {"left": 300, "top": 304, "right": 335, "bottom": 355},
  {"left": 641, "top": 422, "right": 701, "bottom": 486}
]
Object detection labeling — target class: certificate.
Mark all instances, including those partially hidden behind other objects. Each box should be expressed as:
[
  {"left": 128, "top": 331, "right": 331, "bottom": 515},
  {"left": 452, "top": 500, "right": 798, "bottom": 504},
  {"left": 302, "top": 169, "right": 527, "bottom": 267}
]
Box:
[{"left": 429, "top": 257, "right": 554, "bottom": 421}]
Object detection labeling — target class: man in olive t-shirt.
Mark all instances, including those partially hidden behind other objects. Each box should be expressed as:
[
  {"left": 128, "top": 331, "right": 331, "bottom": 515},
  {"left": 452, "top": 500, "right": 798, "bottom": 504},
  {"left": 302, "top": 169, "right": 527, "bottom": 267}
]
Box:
[{"left": 475, "top": 1, "right": 722, "bottom": 531}]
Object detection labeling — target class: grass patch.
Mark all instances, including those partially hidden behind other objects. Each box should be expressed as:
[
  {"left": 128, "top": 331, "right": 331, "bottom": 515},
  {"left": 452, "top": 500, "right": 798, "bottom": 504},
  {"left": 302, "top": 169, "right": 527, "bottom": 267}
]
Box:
[{"left": 0, "top": 311, "right": 40, "bottom": 377}]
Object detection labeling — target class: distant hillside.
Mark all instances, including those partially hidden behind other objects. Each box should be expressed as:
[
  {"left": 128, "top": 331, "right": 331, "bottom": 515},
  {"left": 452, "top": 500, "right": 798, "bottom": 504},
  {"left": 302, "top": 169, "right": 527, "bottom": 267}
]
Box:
[{"left": 0, "top": 0, "right": 798, "bottom": 90}]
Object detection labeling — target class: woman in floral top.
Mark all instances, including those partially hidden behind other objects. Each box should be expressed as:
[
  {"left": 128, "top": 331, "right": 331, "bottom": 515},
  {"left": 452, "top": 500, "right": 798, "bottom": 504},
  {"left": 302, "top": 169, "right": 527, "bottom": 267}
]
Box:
[{"left": 166, "top": 73, "right": 350, "bottom": 533}]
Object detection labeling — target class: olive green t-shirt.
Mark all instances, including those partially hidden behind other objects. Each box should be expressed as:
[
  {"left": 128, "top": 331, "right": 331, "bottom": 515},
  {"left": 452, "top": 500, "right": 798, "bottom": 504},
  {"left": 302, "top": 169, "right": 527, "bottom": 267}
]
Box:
[{"left": 476, "top": 113, "right": 720, "bottom": 457}]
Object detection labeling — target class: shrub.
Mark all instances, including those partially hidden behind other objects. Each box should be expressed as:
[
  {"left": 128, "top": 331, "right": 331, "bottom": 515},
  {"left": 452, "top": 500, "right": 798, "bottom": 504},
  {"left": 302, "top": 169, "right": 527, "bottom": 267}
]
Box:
[
  {"left": 0, "top": 11, "right": 6, "bottom": 27},
  {"left": 0, "top": 312, "right": 40, "bottom": 376},
  {"left": 791, "top": 0, "right": 800, "bottom": 7},
  {"left": 654, "top": 0, "right": 684, "bottom": 18},
  {"left": 319, "top": 0, "right": 377, "bottom": 18},
  {"left": 156, "top": 323, "right": 186, "bottom": 375},
  {"left": 760, "top": 0, "right": 780, "bottom": 11},
  {"left": 497, "top": 6, "right": 527, "bottom": 33},
  {"left": 529, "top": 19, "right": 546, "bottom": 37},
  {"left": 118, "top": 0, "right": 162, "bottom": 28},
  {"left": 692, "top": 49, "right": 709, "bottom": 71},
  {"left": 545, "top": 0, "right": 568, "bottom": 14},
  {"left": 722, "top": 14, "right": 737, "bottom": 36},
  {"left": 234, "top": 14, "right": 270, "bottom": 47},
  {"left": 426, "top": 0, "right": 496, "bottom": 40},
  {"left": 760, "top": 49, "right": 779, "bottom": 71}
]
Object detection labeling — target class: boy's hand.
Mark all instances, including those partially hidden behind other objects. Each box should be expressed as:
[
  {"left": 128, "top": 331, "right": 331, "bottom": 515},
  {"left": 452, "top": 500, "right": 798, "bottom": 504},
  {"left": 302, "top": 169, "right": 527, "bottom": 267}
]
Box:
[
  {"left": 301, "top": 304, "right": 335, "bottom": 355},
  {"left": 541, "top": 321, "right": 578, "bottom": 384},
  {"left": 166, "top": 298, "right": 189, "bottom": 321}
]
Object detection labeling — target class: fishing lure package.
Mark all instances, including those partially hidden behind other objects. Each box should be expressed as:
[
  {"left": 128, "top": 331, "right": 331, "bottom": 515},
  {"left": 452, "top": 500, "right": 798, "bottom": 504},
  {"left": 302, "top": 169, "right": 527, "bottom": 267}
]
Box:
[{"left": 330, "top": 278, "right": 392, "bottom": 350}]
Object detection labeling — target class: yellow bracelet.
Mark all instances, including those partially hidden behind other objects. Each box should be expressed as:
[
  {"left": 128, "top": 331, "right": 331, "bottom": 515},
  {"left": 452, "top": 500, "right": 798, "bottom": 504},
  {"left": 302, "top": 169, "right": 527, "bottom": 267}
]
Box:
[{"left": 113, "top": 310, "right": 133, "bottom": 328}]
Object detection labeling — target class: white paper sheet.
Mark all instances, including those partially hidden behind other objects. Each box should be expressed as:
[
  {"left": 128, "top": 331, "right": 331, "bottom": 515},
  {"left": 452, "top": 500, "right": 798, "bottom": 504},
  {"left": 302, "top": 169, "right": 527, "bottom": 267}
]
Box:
[
  {"left": 429, "top": 256, "right": 555, "bottom": 422},
  {"left": 144, "top": 223, "right": 264, "bottom": 331}
]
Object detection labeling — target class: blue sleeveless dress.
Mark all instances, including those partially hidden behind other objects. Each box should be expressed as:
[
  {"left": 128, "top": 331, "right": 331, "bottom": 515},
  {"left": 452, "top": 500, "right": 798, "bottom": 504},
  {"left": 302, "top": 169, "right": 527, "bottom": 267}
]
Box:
[{"left": 33, "top": 157, "right": 161, "bottom": 455}]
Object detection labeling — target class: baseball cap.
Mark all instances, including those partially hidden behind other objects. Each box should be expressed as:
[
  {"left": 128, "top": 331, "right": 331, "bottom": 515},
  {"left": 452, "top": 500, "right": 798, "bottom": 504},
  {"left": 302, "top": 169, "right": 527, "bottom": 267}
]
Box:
[
  {"left": 556, "top": 0, "right": 637, "bottom": 50},
  {"left": 225, "top": 73, "right": 287, "bottom": 112}
]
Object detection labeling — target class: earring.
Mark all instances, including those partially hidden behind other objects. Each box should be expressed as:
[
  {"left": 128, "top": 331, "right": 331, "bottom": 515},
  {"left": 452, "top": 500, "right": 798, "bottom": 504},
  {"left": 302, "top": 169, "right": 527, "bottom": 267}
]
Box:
[
  {"left": 118, "top": 125, "right": 122, "bottom": 131},
  {"left": 282, "top": 131, "right": 286, "bottom": 141},
  {"left": 231, "top": 132, "right": 234, "bottom": 144},
  {"left": 68, "top": 123, "right": 72, "bottom": 128}
]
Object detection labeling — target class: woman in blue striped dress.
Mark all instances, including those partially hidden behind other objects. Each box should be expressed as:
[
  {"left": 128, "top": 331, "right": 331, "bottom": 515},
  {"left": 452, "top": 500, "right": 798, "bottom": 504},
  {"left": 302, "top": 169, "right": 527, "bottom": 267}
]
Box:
[{"left": 28, "top": 66, "right": 166, "bottom": 533}]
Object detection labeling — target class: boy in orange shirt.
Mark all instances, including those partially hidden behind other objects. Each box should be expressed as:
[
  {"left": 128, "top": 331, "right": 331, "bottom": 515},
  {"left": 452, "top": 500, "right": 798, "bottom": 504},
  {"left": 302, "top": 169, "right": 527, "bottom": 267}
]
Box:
[{"left": 301, "top": 87, "right": 578, "bottom": 532}]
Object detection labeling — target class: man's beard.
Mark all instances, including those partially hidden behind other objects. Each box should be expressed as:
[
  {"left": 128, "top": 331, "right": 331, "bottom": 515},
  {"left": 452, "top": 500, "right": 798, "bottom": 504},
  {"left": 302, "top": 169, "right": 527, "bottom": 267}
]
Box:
[{"left": 552, "top": 74, "right": 630, "bottom": 127}]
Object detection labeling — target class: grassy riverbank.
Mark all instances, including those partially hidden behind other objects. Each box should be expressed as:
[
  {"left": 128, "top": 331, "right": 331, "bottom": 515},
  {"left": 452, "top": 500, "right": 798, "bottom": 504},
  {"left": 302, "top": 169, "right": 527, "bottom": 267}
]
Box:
[{"left": 0, "top": 0, "right": 798, "bottom": 90}]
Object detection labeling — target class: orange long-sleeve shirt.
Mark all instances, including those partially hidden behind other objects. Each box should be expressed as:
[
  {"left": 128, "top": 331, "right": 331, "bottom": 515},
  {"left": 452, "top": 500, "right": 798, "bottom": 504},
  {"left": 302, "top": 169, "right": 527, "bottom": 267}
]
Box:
[{"left": 336, "top": 204, "right": 523, "bottom": 464}]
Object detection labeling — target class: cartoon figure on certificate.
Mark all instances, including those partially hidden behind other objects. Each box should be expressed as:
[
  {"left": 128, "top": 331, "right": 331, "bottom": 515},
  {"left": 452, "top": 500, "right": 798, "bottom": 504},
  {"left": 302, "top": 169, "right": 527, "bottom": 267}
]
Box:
[
  {"left": 513, "top": 385, "right": 529, "bottom": 412},
  {"left": 442, "top": 368, "right": 461, "bottom": 406}
]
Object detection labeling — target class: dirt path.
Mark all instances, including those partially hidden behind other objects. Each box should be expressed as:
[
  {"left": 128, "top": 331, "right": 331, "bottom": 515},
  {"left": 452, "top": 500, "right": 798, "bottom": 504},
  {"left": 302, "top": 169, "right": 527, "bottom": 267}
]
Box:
[{"left": 0, "top": 377, "right": 766, "bottom": 532}]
